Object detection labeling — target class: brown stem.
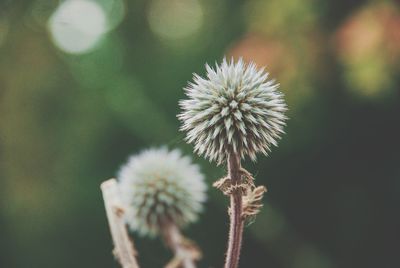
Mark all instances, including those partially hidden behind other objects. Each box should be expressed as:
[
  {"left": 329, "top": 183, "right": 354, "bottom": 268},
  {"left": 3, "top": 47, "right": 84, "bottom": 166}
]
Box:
[
  {"left": 162, "top": 222, "right": 200, "bottom": 268},
  {"left": 224, "top": 152, "right": 244, "bottom": 268},
  {"left": 101, "top": 179, "right": 140, "bottom": 268}
]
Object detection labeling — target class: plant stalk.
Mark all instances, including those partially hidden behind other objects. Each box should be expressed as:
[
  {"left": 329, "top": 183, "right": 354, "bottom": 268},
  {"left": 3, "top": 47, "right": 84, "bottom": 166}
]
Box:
[
  {"left": 101, "top": 179, "right": 140, "bottom": 268},
  {"left": 224, "top": 152, "right": 244, "bottom": 268},
  {"left": 162, "top": 222, "right": 199, "bottom": 268}
]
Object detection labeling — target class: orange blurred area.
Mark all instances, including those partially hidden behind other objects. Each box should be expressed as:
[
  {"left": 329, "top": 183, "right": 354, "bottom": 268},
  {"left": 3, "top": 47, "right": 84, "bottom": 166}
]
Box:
[
  {"left": 227, "top": 34, "right": 294, "bottom": 77},
  {"left": 335, "top": 2, "right": 400, "bottom": 61},
  {"left": 334, "top": 2, "right": 400, "bottom": 97}
]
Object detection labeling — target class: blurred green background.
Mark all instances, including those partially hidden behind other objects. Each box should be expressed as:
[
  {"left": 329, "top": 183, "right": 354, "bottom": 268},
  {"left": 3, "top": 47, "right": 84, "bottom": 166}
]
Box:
[{"left": 1, "top": 0, "right": 399, "bottom": 267}]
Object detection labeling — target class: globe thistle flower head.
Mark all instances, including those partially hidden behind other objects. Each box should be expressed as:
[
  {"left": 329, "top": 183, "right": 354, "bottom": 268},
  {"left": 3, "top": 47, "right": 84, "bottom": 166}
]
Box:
[
  {"left": 117, "top": 147, "right": 207, "bottom": 237},
  {"left": 178, "top": 58, "right": 288, "bottom": 165}
]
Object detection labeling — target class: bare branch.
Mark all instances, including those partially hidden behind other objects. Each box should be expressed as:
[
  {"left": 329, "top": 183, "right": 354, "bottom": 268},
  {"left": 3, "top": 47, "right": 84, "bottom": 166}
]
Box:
[{"left": 101, "top": 179, "right": 140, "bottom": 268}]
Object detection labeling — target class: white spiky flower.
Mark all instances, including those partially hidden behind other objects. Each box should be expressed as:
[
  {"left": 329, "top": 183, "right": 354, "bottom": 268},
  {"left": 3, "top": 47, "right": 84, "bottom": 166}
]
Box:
[
  {"left": 117, "top": 147, "right": 207, "bottom": 237},
  {"left": 178, "top": 58, "right": 287, "bottom": 164}
]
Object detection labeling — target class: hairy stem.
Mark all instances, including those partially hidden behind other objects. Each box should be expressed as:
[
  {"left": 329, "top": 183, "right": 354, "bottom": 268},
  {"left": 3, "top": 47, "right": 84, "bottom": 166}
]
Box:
[
  {"left": 224, "top": 152, "right": 244, "bottom": 268},
  {"left": 162, "top": 222, "right": 200, "bottom": 268},
  {"left": 101, "top": 179, "right": 140, "bottom": 268}
]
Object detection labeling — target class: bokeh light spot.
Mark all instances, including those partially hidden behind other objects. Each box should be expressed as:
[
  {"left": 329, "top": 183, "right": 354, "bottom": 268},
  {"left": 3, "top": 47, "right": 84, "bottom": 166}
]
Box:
[
  {"left": 147, "top": 0, "right": 204, "bottom": 41},
  {"left": 334, "top": 2, "right": 400, "bottom": 98},
  {"left": 48, "top": 0, "right": 107, "bottom": 54}
]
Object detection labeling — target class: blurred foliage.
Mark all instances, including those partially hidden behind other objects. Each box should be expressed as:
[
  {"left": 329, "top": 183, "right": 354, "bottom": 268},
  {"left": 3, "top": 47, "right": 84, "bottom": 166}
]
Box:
[{"left": 0, "top": 0, "right": 399, "bottom": 267}]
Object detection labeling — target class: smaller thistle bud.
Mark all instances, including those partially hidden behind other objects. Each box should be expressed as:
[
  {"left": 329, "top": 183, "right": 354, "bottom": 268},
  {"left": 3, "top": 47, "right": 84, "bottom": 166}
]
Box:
[
  {"left": 178, "top": 58, "right": 288, "bottom": 164},
  {"left": 117, "top": 147, "right": 207, "bottom": 237}
]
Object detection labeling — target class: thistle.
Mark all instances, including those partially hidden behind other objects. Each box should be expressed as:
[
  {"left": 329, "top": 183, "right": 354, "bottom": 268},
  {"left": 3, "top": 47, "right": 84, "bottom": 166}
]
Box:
[
  {"left": 178, "top": 58, "right": 287, "bottom": 268},
  {"left": 178, "top": 58, "right": 287, "bottom": 165},
  {"left": 117, "top": 147, "right": 206, "bottom": 267}
]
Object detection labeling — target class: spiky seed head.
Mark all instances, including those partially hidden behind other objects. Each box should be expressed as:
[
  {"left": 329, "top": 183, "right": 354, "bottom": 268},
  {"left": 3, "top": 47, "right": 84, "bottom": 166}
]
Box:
[
  {"left": 117, "top": 147, "right": 207, "bottom": 237},
  {"left": 178, "top": 58, "right": 288, "bottom": 165}
]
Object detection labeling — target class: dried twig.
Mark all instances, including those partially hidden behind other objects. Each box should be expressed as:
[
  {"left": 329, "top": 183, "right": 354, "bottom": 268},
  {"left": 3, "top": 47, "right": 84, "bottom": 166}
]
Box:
[{"left": 101, "top": 179, "right": 140, "bottom": 268}]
